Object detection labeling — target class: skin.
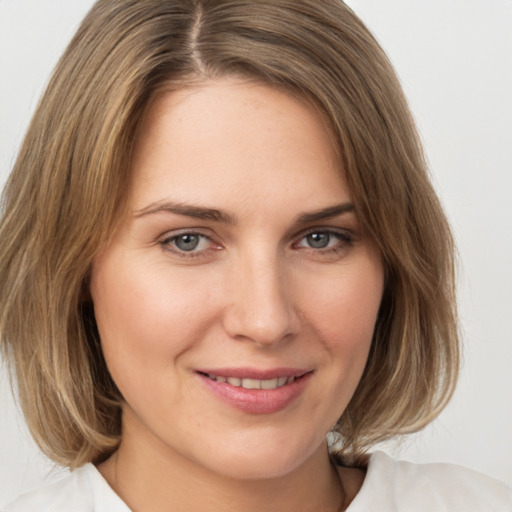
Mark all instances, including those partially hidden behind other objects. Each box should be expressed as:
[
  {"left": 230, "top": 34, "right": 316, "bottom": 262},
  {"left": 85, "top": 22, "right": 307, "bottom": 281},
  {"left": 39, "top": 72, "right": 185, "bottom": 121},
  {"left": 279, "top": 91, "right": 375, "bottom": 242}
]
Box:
[{"left": 91, "top": 78, "right": 384, "bottom": 512}]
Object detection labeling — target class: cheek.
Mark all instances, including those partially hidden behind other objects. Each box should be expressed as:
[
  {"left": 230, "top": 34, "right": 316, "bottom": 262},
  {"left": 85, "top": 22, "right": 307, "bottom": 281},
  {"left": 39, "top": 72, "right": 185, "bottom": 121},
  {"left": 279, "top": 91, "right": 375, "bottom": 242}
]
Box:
[
  {"left": 285, "top": 265, "right": 382, "bottom": 437},
  {"left": 305, "top": 265, "right": 383, "bottom": 347},
  {"left": 90, "top": 254, "right": 217, "bottom": 392},
  {"left": 300, "top": 258, "right": 383, "bottom": 402}
]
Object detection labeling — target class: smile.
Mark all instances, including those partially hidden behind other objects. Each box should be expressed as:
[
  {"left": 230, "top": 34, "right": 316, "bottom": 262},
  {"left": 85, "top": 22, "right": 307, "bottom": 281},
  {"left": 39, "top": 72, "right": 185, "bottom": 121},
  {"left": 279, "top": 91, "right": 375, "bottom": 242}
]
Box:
[
  {"left": 196, "top": 368, "right": 312, "bottom": 414},
  {"left": 204, "top": 374, "right": 296, "bottom": 389}
]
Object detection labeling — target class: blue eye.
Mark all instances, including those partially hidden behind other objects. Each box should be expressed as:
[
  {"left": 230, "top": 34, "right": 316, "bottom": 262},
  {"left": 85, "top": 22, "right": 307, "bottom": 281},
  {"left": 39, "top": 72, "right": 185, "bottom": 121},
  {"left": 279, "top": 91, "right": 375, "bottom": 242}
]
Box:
[
  {"left": 161, "top": 232, "right": 212, "bottom": 254},
  {"left": 174, "top": 234, "right": 201, "bottom": 251},
  {"left": 305, "top": 232, "right": 331, "bottom": 249},
  {"left": 297, "top": 230, "right": 352, "bottom": 252}
]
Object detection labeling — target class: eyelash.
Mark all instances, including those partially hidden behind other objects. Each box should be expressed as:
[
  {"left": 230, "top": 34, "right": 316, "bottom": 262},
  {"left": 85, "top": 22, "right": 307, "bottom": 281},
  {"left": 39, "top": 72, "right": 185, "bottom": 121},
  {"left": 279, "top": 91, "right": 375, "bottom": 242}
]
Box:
[
  {"left": 294, "top": 228, "right": 354, "bottom": 254},
  {"left": 159, "top": 228, "right": 354, "bottom": 259},
  {"left": 159, "top": 230, "right": 219, "bottom": 259}
]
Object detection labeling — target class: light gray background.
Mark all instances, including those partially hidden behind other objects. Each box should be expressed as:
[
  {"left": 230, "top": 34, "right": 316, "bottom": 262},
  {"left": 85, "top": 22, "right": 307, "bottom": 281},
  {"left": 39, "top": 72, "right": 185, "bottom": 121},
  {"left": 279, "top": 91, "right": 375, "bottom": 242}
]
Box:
[{"left": 1, "top": 0, "right": 511, "bottom": 506}]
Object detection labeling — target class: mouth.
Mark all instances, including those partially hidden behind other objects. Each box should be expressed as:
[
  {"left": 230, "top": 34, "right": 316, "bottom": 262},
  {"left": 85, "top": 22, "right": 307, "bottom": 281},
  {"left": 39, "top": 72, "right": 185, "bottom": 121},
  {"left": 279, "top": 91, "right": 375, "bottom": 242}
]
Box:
[
  {"left": 196, "top": 368, "right": 312, "bottom": 414},
  {"left": 199, "top": 373, "right": 299, "bottom": 390}
]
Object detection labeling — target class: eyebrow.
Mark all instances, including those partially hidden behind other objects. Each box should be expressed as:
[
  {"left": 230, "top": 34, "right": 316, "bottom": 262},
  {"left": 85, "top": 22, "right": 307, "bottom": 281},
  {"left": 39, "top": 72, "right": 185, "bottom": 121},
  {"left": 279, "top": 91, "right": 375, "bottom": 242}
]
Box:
[
  {"left": 134, "top": 200, "right": 354, "bottom": 225},
  {"left": 134, "top": 200, "right": 237, "bottom": 224},
  {"left": 294, "top": 203, "right": 355, "bottom": 224}
]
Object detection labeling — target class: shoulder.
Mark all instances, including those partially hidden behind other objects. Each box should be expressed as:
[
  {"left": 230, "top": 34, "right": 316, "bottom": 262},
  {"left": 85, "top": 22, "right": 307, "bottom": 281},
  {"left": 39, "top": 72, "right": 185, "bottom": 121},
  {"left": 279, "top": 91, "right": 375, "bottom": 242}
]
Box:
[
  {"left": 347, "top": 451, "right": 512, "bottom": 512},
  {"left": 3, "top": 464, "right": 130, "bottom": 512}
]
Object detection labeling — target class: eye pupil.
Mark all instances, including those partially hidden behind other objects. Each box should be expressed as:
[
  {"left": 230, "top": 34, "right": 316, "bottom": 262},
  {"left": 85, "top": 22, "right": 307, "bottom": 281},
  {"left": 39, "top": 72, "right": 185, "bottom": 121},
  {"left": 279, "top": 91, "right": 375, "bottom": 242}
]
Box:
[
  {"left": 175, "top": 234, "right": 200, "bottom": 251},
  {"left": 307, "top": 232, "right": 329, "bottom": 248}
]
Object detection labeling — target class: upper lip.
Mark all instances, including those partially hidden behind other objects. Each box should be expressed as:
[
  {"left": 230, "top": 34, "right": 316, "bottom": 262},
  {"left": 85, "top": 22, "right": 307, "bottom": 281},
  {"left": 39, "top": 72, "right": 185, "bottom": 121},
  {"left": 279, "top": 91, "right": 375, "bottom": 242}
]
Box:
[{"left": 196, "top": 367, "right": 312, "bottom": 380}]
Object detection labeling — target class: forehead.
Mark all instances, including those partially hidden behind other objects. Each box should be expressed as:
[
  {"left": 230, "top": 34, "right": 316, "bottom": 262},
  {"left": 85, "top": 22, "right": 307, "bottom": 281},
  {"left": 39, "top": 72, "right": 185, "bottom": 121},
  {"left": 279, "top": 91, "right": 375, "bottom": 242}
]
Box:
[{"left": 128, "top": 78, "right": 348, "bottom": 216}]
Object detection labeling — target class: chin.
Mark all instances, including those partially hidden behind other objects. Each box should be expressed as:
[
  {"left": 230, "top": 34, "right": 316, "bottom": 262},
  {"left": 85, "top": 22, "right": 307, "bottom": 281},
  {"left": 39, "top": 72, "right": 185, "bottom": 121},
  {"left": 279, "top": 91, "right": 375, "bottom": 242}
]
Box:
[{"left": 195, "top": 433, "right": 325, "bottom": 481}]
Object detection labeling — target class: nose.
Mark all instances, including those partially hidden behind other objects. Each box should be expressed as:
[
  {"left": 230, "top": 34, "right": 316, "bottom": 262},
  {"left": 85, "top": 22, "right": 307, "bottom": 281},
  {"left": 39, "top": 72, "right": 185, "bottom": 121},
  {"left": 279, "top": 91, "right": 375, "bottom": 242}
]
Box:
[{"left": 222, "top": 251, "right": 300, "bottom": 347}]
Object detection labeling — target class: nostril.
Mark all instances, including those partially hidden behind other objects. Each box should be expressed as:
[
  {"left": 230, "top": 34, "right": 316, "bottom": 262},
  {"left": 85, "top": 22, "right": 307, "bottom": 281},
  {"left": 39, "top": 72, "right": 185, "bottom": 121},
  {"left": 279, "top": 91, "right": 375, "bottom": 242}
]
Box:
[{"left": 222, "top": 264, "right": 300, "bottom": 345}]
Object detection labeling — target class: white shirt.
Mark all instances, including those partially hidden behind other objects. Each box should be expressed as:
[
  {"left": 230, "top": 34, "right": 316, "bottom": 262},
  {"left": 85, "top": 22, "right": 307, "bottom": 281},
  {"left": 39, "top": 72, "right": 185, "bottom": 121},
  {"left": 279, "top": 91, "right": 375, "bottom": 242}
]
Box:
[{"left": 3, "top": 451, "right": 511, "bottom": 511}]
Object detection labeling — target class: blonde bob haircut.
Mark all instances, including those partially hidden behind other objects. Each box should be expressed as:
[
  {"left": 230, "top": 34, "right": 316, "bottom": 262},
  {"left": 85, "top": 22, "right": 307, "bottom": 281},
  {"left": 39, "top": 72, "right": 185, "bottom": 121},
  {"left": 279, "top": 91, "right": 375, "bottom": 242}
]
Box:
[{"left": 0, "top": 0, "right": 458, "bottom": 468}]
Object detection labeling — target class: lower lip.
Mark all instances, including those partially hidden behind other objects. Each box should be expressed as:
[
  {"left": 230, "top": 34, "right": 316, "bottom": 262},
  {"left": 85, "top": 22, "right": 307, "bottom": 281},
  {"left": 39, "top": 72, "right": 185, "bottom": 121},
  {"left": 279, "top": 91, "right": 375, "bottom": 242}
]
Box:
[{"left": 197, "top": 373, "right": 312, "bottom": 414}]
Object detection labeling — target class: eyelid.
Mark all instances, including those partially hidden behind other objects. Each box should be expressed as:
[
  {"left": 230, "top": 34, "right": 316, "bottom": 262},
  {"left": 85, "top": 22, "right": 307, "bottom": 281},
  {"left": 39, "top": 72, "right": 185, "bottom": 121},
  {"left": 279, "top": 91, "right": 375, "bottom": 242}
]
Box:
[
  {"left": 159, "top": 228, "right": 222, "bottom": 258},
  {"left": 296, "top": 226, "right": 354, "bottom": 240},
  {"left": 157, "top": 226, "right": 355, "bottom": 259},
  {"left": 293, "top": 226, "right": 355, "bottom": 251},
  {"left": 161, "top": 228, "right": 208, "bottom": 241}
]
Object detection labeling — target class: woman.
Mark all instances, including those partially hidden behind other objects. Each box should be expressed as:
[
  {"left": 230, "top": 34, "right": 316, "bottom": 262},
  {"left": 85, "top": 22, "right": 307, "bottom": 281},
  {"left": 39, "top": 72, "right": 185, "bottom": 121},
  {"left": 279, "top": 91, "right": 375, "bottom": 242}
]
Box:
[{"left": 0, "top": 0, "right": 510, "bottom": 510}]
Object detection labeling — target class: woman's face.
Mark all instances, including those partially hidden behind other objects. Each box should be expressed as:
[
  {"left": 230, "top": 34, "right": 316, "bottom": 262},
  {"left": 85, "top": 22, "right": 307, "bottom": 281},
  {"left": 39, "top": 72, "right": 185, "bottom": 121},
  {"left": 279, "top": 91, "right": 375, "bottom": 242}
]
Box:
[{"left": 90, "top": 78, "right": 384, "bottom": 480}]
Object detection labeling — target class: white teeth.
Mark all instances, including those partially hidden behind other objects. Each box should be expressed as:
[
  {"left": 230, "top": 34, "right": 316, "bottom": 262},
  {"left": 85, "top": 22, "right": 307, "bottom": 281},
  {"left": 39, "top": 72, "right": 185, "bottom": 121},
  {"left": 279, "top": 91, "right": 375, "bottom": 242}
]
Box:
[
  {"left": 226, "top": 377, "right": 241, "bottom": 386},
  {"left": 278, "top": 376, "right": 288, "bottom": 387},
  {"left": 208, "top": 374, "right": 297, "bottom": 389},
  {"left": 261, "top": 378, "right": 278, "bottom": 389},
  {"left": 241, "top": 378, "right": 261, "bottom": 389}
]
